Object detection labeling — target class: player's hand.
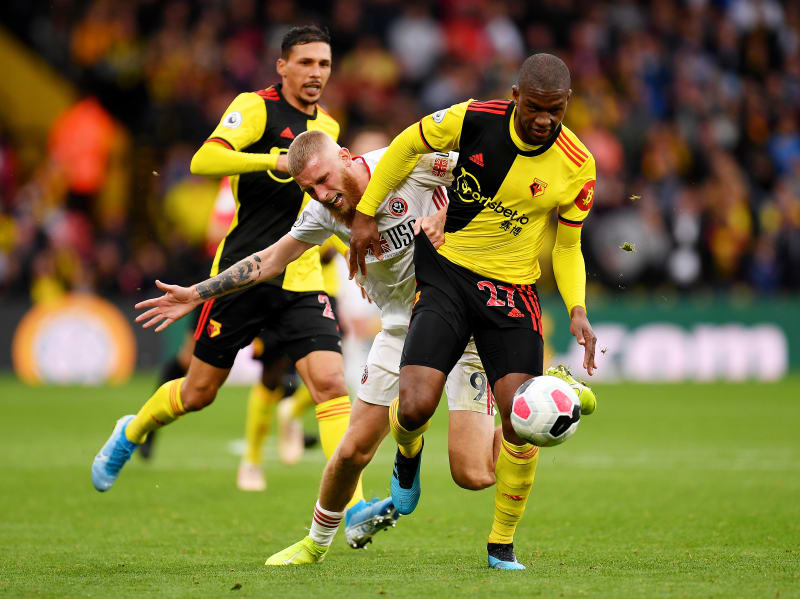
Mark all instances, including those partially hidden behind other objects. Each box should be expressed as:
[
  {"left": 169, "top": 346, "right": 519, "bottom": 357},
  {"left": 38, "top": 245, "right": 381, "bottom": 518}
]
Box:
[
  {"left": 134, "top": 280, "right": 200, "bottom": 333},
  {"left": 569, "top": 306, "right": 598, "bottom": 376},
  {"left": 413, "top": 206, "right": 447, "bottom": 249},
  {"left": 348, "top": 210, "right": 381, "bottom": 279}
]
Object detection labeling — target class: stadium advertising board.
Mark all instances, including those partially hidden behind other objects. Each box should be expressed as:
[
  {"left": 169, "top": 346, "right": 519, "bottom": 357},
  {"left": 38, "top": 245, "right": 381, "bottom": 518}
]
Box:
[
  {"left": 12, "top": 294, "right": 136, "bottom": 385},
  {"left": 543, "top": 297, "right": 797, "bottom": 382},
  {"left": 5, "top": 294, "right": 797, "bottom": 385}
]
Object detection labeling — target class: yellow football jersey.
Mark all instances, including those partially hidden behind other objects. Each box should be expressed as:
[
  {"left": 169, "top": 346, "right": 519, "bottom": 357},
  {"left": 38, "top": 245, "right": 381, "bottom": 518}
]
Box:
[
  {"left": 205, "top": 84, "right": 340, "bottom": 292},
  {"left": 417, "top": 99, "right": 596, "bottom": 284}
]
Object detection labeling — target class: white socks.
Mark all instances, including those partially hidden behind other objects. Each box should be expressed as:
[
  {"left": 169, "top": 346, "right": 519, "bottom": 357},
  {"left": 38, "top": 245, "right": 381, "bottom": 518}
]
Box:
[{"left": 309, "top": 501, "right": 344, "bottom": 546}]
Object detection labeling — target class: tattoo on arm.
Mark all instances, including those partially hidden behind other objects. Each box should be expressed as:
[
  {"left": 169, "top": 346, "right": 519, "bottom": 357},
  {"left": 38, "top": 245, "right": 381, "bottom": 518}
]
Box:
[{"left": 196, "top": 255, "right": 263, "bottom": 300}]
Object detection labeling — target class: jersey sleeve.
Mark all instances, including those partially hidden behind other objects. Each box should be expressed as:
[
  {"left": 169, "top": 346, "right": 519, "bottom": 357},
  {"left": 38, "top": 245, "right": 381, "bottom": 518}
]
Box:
[
  {"left": 206, "top": 92, "right": 267, "bottom": 151},
  {"left": 552, "top": 220, "right": 587, "bottom": 314},
  {"left": 556, "top": 155, "right": 596, "bottom": 227},
  {"left": 553, "top": 156, "right": 595, "bottom": 314},
  {"left": 417, "top": 101, "right": 470, "bottom": 153},
  {"left": 357, "top": 126, "right": 429, "bottom": 216},
  {"left": 357, "top": 103, "right": 465, "bottom": 217},
  {"left": 408, "top": 151, "right": 459, "bottom": 189},
  {"left": 289, "top": 201, "right": 333, "bottom": 247}
]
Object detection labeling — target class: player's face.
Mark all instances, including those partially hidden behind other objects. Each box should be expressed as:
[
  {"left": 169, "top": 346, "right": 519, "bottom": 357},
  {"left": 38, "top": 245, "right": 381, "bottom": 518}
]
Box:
[
  {"left": 512, "top": 85, "right": 571, "bottom": 145},
  {"left": 277, "top": 42, "right": 332, "bottom": 108},
  {"left": 296, "top": 146, "right": 356, "bottom": 223}
]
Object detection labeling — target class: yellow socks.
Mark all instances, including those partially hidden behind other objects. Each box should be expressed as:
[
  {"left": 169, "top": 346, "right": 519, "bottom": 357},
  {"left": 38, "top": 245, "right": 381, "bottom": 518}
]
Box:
[
  {"left": 289, "top": 384, "right": 314, "bottom": 419},
  {"left": 125, "top": 378, "right": 186, "bottom": 444},
  {"left": 315, "top": 396, "right": 351, "bottom": 459},
  {"left": 488, "top": 440, "right": 539, "bottom": 544},
  {"left": 389, "top": 397, "right": 429, "bottom": 458},
  {"left": 315, "top": 396, "right": 364, "bottom": 508},
  {"left": 243, "top": 383, "right": 283, "bottom": 465}
]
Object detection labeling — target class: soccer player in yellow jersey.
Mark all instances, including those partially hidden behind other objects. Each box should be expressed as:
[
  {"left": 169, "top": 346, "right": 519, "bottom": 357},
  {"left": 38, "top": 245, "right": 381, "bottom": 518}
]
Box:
[
  {"left": 268, "top": 237, "right": 347, "bottom": 471},
  {"left": 349, "top": 54, "right": 599, "bottom": 569},
  {"left": 92, "top": 26, "right": 365, "bottom": 514}
]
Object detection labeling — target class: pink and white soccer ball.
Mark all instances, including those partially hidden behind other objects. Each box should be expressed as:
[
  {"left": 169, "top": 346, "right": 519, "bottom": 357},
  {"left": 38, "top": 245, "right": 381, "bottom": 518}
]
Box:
[{"left": 510, "top": 375, "right": 581, "bottom": 446}]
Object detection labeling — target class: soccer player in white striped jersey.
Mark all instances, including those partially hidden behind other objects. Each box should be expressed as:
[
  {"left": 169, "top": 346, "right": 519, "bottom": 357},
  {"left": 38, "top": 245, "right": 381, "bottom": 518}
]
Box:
[{"left": 133, "top": 130, "right": 500, "bottom": 564}]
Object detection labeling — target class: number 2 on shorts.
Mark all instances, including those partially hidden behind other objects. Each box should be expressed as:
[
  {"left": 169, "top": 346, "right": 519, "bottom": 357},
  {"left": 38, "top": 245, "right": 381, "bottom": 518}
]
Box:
[{"left": 318, "top": 294, "right": 335, "bottom": 319}]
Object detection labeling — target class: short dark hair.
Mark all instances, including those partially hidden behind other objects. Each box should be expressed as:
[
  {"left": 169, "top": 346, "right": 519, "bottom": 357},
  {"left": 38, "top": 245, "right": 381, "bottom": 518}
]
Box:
[
  {"left": 518, "top": 53, "right": 571, "bottom": 92},
  {"left": 281, "top": 25, "right": 331, "bottom": 58}
]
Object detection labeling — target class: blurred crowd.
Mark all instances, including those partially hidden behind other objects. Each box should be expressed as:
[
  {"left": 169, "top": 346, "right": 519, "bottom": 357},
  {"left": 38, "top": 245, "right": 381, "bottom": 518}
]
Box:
[{"left": 0, "top": 0, "right": 799, "bottom": 303}]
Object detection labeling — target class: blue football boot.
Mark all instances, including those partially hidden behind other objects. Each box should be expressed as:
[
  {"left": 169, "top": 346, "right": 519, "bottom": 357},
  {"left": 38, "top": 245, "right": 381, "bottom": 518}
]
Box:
[
  {"left": 344, "top": 497, "right": 399, "bottom": 548},
  {"left": 487, "top": 542, "right": 526, "bottom": 570},
  {"left": 389, "top": 439, "right": 423, "bottom": 515},
  {"left": 92, "top": 415, "right": 139, "bottom": 492}
]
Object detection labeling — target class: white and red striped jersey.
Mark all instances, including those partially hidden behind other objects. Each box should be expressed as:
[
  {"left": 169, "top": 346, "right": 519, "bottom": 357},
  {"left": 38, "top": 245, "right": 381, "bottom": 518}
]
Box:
[{"left": 291, "top": 148, "right": 458, "bottom": 331}]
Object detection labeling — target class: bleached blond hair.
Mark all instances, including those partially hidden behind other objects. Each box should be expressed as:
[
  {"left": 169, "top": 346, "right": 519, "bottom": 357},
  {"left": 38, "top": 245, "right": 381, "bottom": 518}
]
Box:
[{"left": 287, "top": 130, "right": 338, "bottom": 178}]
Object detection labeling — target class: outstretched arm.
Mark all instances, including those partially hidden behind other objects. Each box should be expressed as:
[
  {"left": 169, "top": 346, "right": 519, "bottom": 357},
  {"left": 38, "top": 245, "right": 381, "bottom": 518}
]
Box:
[
  {"left": 135, "top": 235, "right": 313, "bottom": 332},
  {"left": 190, "top": 141, "right": 287, "bottom": 176}
]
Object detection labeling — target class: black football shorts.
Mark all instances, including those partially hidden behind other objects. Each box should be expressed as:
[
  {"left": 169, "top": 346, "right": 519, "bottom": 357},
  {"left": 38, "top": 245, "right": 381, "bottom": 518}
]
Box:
[
  {"left": 401, "top": 233, "right": 544, "bottom": 386},
  {"left": 193, "top": 284, "right": 341, "bottom": 369}
]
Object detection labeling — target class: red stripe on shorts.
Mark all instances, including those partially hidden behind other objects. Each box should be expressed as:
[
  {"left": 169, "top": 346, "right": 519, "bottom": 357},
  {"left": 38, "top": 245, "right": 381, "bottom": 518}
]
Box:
[
  {"left": 193, "top": 299, "right": 215, "bottom": 340},
  {"left": 514, "top": 285, "right": 538, "bottom": 333},
  {"left": 525, "top": 285, "right": 542, "bottom": 332}
]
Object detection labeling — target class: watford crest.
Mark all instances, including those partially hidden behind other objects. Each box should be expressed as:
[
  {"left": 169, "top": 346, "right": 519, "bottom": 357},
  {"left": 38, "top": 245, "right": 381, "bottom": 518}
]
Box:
[
  {"left": 530, "top": 177, "right": 548, "bottom": 198},
  {"left": 207, "top": 318, "right": 222, "bottom": 338}
]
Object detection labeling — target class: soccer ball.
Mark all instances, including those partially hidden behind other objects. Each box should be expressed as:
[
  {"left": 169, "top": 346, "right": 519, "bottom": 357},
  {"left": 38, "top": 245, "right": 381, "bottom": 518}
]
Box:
[{"left": 510, "top": 375, "right": 581, "bottom": 446}]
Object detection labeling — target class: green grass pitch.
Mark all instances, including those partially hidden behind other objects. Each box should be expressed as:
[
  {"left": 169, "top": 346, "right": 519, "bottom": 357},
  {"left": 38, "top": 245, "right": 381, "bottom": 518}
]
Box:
[{"left": 1, "top": 374, "right": 799, "bottom": 598}]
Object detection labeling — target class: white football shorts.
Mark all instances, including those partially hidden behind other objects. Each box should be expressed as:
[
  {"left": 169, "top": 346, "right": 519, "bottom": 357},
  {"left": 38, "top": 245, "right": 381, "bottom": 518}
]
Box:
[{"left": 358, "top": 328, "right": 495, "bottom": 415}]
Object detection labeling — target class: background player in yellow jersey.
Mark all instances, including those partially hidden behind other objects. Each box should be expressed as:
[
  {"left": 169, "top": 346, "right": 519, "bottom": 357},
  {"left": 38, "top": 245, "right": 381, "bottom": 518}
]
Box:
[
  {"left": 137, "top": 177, "right": 236, "bottom": 462},
  {"left": 139, "top": 175, "right": 326, "bottom": 488},
  {"left": 92, "top": 26, "right": 365, "bottom": 514},
  {"left": 238, "top": 236, "right": 348, "bottom": 491},
  {"left": 265, "top": 239, "right": 345, "bottom": 470},
  {"left": 349, "top": 53, "right": 598, "bottom": 570}
]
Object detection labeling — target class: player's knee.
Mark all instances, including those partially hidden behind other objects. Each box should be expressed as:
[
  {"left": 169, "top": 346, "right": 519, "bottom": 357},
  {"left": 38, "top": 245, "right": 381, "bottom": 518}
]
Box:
[
  {"left": 396, "top": 399, "right": 434, "bottom": 431},
  {"left": 260, "top": 372, "right": 282, "bottom": 391},
  {"left": 398, "top": 378, "right": 439, "bottom": 430},
  {"left": 336, "top": 438, "right": 373, "bottom": 471},
  {"left": 180, "top": 382, "right": 219, "bottom": 411},
  {"left": 260, "top": 358, "right": 290, "bottom": 390},
  {"left": 450, "top": 464, "right": 495, "bottom": 491},
  {"left": 309, "top": 372, "right": 348, "bottom": 402}
]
